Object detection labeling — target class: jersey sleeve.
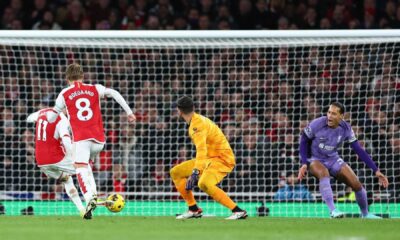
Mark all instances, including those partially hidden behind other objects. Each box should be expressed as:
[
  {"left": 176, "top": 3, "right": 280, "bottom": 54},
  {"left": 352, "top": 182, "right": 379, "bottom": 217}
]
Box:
[
  {"left": 56, "top": 113, "right": 73, "bottom": 156},
  {"left": 54, "top": 92, "right": 66, "bottom": 113},
  {"left": 95, "top": 84, "right": 106, "bottom": 98},
  {"left": 102, "top": 87, "right": 133, "bottom": 115},
  {"left": 47, "top": 92, "right": 65, "bottom": 123},
  {"left": 26, "top": 111, "right": 39, "bottom": 123},
  {"left": 55, "top": 113, "right": 71, "bottom": 139},
  {"left": 303, "top": 119, "right": 319, "bottom": 139},
  {"left": 344, "top": 123, "right": 357, "bottom": 143}
]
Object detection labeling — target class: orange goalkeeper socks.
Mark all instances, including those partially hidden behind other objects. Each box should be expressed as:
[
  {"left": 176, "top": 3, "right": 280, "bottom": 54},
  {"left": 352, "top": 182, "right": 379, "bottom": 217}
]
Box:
[
  {"left": 175, "top": 178, "right": 197, "bottom": 206},
  {"left": 207, "top": 186, "right": 236, "bottom": 210}
]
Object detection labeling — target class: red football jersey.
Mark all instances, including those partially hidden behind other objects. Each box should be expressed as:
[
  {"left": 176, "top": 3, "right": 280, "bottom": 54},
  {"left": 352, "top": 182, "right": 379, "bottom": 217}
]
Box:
[
  {"left": 62, "top": 83, "right": 105, "bottom": 143},
  {"left": 35, "top": 109, "right": 65, "bottom": 166}
]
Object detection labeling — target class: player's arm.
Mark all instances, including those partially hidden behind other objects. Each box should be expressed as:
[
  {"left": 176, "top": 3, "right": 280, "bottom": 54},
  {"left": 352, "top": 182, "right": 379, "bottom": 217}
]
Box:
[
  {"left": 349, "top": 141, "right": 378, "bottom": 172},
  {"left": 191, "top": 128, "right": 208, "bottom": 171},
  {"left": 298, "top": 125, "right": 314, "bottom": 181},
  {"left": 56, "top": 113, "right": 73, "bottom": 157},
  {"left": 47, "top": 93, "right": 65, "bottom": 123},
  {"left": 298, "top": 132, "right": 310, "bottom": 181},
  {"left": 185, "top": 123, "right": 208, "bottom": 190},
  {"left": 350, "top": 141, "right": 389, "bottom": 188},
  {"left": 26, "top": 111, "right": 40, "bottom": 123},
  {"left": 345, "top": 123, "right": 388, "bottom": 187},
  {"left": 299, "top": 132, "right": 311, "bottom": 166},
  {"left": 96, "top": 84, "right": 136, "bottom": 123},
  {"left": 345, "top": 125, "right": 378, "bottom": 173}
]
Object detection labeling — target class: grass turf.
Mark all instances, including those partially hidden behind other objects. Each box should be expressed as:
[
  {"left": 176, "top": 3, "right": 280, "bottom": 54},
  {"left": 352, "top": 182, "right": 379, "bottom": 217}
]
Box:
[{"left": 0, "top": 216, "right": 399, "bottom": 240}]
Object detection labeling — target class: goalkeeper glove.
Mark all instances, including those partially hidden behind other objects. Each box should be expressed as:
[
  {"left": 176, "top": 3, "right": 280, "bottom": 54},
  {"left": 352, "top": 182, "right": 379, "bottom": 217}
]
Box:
[{"left": 185, "top": 169, "right": 200, "bottom": 190}]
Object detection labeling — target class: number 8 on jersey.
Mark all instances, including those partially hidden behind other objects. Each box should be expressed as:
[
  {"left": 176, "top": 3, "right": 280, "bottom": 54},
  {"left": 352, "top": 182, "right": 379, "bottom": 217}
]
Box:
[
  {"left": 61, "top": 83, "right": 106, "bottom": 143},
  {"left": 76, "top": 98, "right": 93, "bottom": 121}
]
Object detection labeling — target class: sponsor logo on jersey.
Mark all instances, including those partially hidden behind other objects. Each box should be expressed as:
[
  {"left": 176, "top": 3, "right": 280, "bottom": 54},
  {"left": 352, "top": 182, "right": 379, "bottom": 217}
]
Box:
[{"left": 318, "top": 143, "right": 335, "bottom": 151}]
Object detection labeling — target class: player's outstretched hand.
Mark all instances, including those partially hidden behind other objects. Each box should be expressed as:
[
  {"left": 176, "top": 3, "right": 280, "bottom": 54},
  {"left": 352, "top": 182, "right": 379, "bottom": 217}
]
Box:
[
  {"left": 127, "top": 114, "right": 136, "bottom": 124},
  {"left": 375, "top": 170, "right": 389, "bottom": 188},
  {"left": 297, "top": 164, "right": 308, "bottom": 181},
  {"left": 185, "top": 169, "right": 199, "bottom": 191}
]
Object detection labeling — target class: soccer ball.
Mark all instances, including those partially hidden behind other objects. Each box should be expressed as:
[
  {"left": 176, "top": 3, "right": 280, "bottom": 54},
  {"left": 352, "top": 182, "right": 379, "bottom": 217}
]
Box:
[{"left": 106, "top": 193, "right": 125, "bottom": 213}]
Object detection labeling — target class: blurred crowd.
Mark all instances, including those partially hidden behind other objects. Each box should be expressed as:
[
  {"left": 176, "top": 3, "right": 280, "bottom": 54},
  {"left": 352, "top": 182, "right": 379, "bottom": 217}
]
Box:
[
  {"left": 0, "top": 42, "right": 399, "bottom": 201},
  {"left": 2, "top": 0, "right": 400, "bottom": 30}
]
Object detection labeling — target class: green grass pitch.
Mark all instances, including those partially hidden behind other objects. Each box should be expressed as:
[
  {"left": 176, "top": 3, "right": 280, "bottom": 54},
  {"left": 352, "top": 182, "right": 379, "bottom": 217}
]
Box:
[{"left": 0, "top": 216, "right": 399, "bottom": 240}]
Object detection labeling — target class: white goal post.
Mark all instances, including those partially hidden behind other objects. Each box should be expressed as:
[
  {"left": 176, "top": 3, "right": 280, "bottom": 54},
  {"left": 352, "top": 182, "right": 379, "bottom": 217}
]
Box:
[{"left": 0, "top": 30, "right": 399, "bottom": 217}]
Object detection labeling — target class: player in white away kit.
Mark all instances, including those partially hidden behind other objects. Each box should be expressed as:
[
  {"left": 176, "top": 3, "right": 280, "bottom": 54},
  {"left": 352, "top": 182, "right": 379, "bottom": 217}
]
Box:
[
  {"left": 27, "top": 108, "right": 86, "bottom": 217},
  {"left": 46, "top": 64, "right": 136, "bottom": 219}
]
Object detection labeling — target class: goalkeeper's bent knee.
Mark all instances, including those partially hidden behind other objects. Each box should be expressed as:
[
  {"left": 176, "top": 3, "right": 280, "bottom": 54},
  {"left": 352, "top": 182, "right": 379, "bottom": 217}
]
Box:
[
  {"left": 169, "top": 167, "right": 178, "bottom": 180},
  {"left": 197, "top": 179, "right": 209, "bottom": 192}
]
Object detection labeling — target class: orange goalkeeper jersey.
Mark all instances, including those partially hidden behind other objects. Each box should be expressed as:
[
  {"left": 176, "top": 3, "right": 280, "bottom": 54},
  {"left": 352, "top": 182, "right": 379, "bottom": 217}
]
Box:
[{"left": 188, "top": 113, "right": 235, "bottom": 171}]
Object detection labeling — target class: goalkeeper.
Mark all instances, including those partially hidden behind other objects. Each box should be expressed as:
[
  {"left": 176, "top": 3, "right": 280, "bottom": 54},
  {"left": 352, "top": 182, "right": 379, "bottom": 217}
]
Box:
[{"left": 170, "top": 96, "right": 247, "bottom": 220}]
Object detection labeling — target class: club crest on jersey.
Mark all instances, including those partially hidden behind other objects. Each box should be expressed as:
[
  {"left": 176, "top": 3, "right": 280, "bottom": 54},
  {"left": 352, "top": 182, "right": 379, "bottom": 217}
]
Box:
[
  {"left": 304, "top": 127, "right": 312, "bottom": 137},
  {"left": 337, "top": 135, "right": 342, "bottom": 143},
  {"left": 193, "top": 128, "right": 197, "bottom": 132}
]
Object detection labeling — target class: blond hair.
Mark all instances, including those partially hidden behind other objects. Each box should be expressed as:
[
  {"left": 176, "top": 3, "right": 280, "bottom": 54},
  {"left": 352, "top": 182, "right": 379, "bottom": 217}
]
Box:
[{"left": 65, "top": 63, "right": 84, "bottom": 81}]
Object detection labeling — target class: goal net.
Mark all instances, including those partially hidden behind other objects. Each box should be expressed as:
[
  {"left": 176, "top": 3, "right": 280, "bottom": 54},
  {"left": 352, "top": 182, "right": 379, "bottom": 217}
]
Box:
[{"left": 0, "top": 31, "right": 399, "bottom": 218}]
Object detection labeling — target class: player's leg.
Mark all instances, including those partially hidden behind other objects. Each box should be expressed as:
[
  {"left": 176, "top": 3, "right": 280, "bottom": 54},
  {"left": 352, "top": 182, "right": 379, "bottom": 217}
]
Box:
[
  {"left": 54, "top": 157, "right": 85, "bottom": 214},
  {"left": 197, "top": 161, "right": 247, "bottom": 220},
  {"left": 87, "top": 164, "right": 97, "bottom": 196},
  {"left": 197, "top": 167, "right": 234, "bottom": 208},
  {"left": 336, "top": 164, "right": 378, "bottom": 218},
  {"left": 309, "top": 160, "right": 342, "bottom": 217},
  {"left": 60, "top": 174, "right": 85, "bottom": 214},
  {"left": 40, "top": 165, "right": 85, "bottom": 216},
  {"left": 170, "top": 159, "right": 201, "bottom": 219},
  {"left": 74, "top": 141, "right": 93, "bottom": 202},
  {"left": 88, "top": 142, "right": 104, "bottom": 197},
  {"left": 74, "top": 141, "right": 97, "bottom": 219}
]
